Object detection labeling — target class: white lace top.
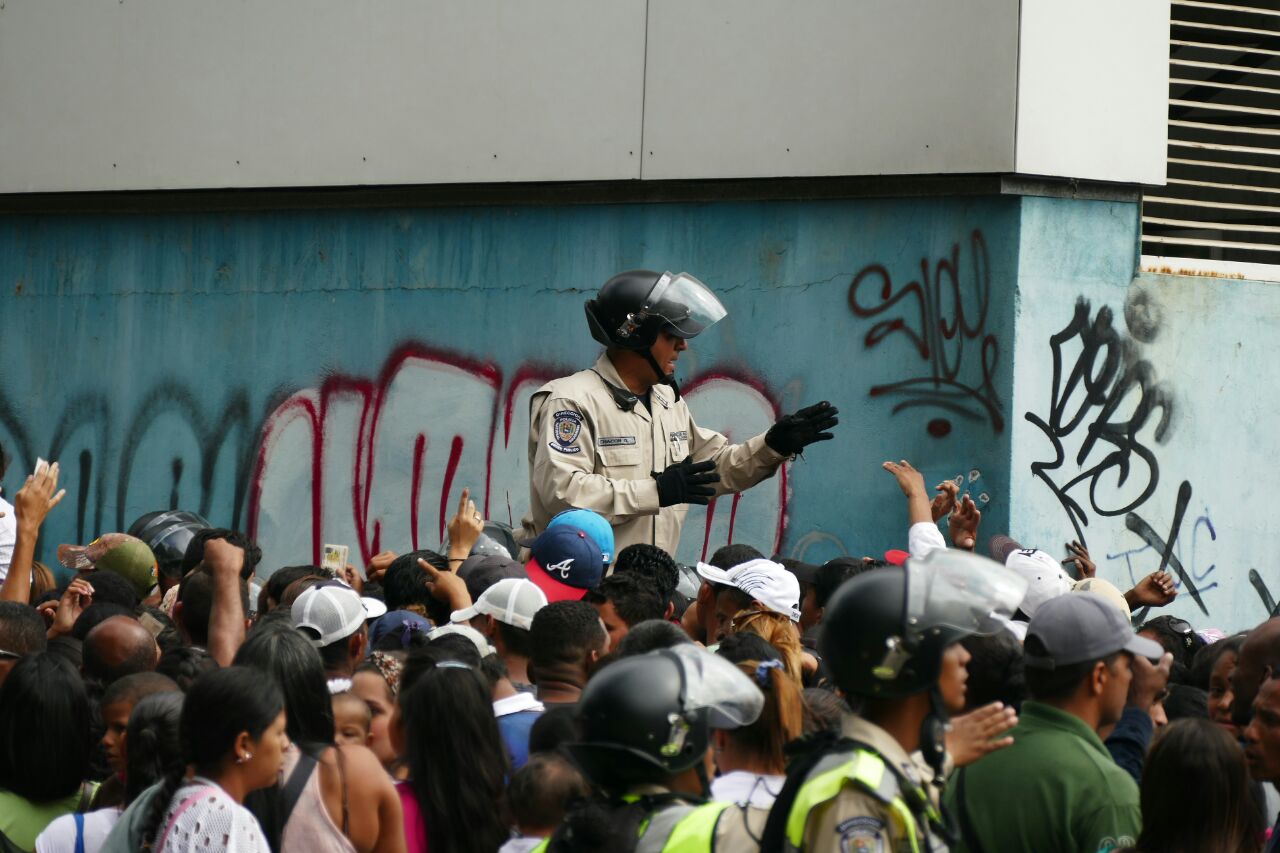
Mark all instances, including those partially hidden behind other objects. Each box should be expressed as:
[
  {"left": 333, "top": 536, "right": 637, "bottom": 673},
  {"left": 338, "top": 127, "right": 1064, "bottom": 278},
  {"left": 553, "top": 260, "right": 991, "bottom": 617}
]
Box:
[{"left": 154, "top": 778, "right": 270, "bottom": 853}]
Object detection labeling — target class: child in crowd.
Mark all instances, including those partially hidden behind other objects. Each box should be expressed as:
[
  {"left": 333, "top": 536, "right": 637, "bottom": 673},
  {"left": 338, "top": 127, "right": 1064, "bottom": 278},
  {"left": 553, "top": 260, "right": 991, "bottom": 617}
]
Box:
[
  {"left": 499, "top": 753, "right": 589, "bottom": 853},
  {"left": 331, "top": 691, "right": 373, "bottom": 748}
]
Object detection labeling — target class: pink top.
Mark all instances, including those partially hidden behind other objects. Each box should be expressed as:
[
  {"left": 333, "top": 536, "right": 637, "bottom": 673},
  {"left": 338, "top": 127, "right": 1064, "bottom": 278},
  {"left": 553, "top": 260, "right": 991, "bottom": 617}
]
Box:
[{"left": 395, "top": 781, "right": 429, "bottom": 853}]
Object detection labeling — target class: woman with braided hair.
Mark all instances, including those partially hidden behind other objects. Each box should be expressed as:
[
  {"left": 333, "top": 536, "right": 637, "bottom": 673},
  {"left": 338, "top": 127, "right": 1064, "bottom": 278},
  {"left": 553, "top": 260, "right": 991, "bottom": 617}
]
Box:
[{"left": 136, "top": 667, "right": 287, "bottom": 853}]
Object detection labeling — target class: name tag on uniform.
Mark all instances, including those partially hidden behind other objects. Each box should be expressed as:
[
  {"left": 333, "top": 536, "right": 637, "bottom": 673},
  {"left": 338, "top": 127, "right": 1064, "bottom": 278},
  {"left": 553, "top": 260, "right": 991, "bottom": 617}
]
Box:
[
  {"left": 597, "top": 436, "right": 637, "bottom": 447},
  {"left": 669, "top": 430, "right": 689, "bottom": 442}
]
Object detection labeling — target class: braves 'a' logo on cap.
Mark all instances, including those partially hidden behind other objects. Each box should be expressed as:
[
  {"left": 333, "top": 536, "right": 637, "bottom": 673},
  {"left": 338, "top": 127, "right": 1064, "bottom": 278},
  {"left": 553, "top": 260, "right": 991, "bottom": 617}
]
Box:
[{"left": 547, "top": 558, "right": 574, "bottom": 579}]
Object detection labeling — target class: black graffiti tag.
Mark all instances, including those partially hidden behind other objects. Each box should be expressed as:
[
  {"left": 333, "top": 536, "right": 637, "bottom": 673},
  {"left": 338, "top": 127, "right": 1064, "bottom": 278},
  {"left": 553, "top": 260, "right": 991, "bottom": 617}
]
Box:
[
  {"left": 1026, "top": 297, "right": 1207, "bottom": 615},
  {"left": 848, "top": 230, "right": 1001, "bottom": 437},
  {"left": 1025, "top": 298, "right": 1175, "bottom": 542}
]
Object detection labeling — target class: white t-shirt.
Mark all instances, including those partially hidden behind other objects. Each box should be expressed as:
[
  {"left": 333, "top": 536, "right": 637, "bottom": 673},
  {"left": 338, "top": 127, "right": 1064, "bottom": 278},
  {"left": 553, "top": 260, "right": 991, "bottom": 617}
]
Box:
[
  {"left": 0, "top": 495, "right": 16, "bottom": 582},
  {"left": 34, "top": 808, "right": 121, "bottom": 853},
  {"left": 709, "top": 770, "right": 785, "bottom": 808}
]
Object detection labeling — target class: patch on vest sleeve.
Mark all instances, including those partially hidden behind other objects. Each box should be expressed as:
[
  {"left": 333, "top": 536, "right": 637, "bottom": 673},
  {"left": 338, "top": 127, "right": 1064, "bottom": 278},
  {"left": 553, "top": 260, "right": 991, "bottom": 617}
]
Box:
[
  {"left": 549, "top": 410, "right": 583, "bottom": 454},
  {"left": 836, "top": 816, "right": 885, "bottom": 853}
]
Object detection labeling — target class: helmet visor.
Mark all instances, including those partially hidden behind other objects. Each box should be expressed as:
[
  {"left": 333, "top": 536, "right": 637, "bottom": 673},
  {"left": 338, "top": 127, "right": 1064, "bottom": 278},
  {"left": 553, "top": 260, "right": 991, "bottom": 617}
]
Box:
[
  {"left": 663, "top": 643, "right": 763, "bottom": 729},
  {"left": 644, "top": 272, "right": 727, "bottom": 339},
  {"left": 904, "top": 549, "right": 1028, "bottom": 643}
]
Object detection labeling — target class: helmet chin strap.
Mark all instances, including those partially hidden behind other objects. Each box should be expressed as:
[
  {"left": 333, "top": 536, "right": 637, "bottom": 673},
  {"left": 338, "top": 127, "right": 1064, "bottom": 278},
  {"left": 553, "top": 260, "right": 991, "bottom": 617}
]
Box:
[
  {"left": 919, "top": 686, "right": 951, "bottom": 779},
  {"left": 643, "top": 348, "right": 681, "bottom": 401}
]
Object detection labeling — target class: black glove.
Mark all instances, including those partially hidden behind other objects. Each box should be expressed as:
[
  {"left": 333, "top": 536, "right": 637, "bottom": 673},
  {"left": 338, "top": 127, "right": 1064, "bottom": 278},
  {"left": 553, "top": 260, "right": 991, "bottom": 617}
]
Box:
[
  {"left": 652, "top": 455, "right": 721, "bottom": 507},
  {"left": 765, "top": 401, "right": 840, "bottom": 456}
]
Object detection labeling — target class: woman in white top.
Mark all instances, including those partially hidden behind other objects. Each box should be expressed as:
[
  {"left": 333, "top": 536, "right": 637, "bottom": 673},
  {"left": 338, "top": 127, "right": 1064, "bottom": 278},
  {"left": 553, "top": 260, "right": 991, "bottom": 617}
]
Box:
[
  {"left": 709, "top": 654, "right": 804, "bottom": 809},
  {"left": 139, "top": 667, "right": 289, "bottom": 853}
]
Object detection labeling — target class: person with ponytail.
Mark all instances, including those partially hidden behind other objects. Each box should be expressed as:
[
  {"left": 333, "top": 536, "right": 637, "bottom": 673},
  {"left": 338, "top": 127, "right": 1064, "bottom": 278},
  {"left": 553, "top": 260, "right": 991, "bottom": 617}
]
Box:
[
  {"left": 709, "top": 658, "right": 803, "bottom": 809},
  {"left": 393, "top": 661, "right": 509, "bottom": 853},
  {"left": 36, "top": 692, "right": 184, "bottom": 853},
  {"left": 138, "top": 666, "right": 288, "bottom": 853}
]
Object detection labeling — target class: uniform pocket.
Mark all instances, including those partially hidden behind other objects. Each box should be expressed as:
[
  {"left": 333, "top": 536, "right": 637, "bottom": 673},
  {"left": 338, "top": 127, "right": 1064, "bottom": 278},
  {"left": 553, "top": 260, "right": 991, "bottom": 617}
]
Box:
[{"left": 598, "top": 447, "right": 641, "bottom": 468}]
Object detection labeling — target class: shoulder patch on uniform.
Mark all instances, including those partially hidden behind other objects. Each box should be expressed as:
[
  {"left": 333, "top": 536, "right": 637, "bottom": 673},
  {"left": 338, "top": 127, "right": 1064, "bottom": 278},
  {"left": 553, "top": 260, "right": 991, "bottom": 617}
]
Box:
[
  {"left": 597, "top": 435, "right": 636, "bottom": 447},
  {"left": 836, "top": 817, "right": 885, "bottom": 853},
  {"left": 550, "top": 410, "right": 583, "bottom": 454}
]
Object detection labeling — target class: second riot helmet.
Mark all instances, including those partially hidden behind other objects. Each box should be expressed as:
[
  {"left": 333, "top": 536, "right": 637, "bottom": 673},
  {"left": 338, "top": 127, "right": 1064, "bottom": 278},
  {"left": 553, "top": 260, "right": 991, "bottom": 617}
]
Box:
[
  {"left": 565, "top": 643, "right": 763, "bottom": 792},
  {"left": 819, "top": 549, "right": 1027, "bottom": 700}
]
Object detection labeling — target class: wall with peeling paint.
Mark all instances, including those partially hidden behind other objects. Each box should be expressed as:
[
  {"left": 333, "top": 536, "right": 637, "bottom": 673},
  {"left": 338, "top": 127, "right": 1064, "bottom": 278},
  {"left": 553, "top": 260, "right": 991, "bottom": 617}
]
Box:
[{"left": 1, "top": 194, "right": 1273, "bottom": 630}]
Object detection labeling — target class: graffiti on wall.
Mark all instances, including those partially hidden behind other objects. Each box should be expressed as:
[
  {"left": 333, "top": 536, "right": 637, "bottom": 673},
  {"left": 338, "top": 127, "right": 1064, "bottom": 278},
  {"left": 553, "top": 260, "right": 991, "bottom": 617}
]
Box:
[
  {"left": 0, "top": 343, "right": 788, "bottom": 575},
  {"left": 248, "top": 343, "right": 786, "bottom": 572},
  {"left": 847, "top": 229, "right": 1002, "bottom": 438},
  {"left": 1024, "top": 295, "right": 1212, "bottom": 615}
]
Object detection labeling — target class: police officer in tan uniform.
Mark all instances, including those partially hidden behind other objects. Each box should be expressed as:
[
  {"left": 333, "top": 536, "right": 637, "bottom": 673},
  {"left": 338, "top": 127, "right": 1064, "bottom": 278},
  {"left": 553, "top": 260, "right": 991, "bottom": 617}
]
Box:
[
  {"left": 762, "top": 551, "right": 1028, "bottom": 853},
  {"left": 536, "top": 643, "right": 770, "bottom": 852},
  {"left": 520, "top": 269, "right": 838, "bottom": 556}
]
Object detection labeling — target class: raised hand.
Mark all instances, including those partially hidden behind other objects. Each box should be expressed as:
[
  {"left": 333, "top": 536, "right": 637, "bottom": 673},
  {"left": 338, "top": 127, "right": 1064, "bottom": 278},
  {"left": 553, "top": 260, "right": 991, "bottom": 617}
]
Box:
[
  {"left": 14, "top": 459, "right": 66, "bottom": 531},
  {"left": 1126, "top": 571, "right": 1177, "bottom": 608},
  {"left": 447, "top": 487, "right": 485, "bottom": 557},
  {"left": 765, "top": 401, "right": 839, "bottom": 456},
  {"left": 1063, "top": 540, "right": 1096, "bottom": 580},
  {"left": 883, "top": 459, "right": 932, "bottom": 525},
  {"left": 48, "top": 578, "right": 94, "bottom": 638},
  {"left": 883, "top": 459, "right": 928, "bottom": 499},
  {"left": 418, "top": 557, "right": 472, "bottom": 613},
  {"left": 948, "top": 495, "right": 982, "bottom": 551},
  {"left": 931, "top": 480, "right": 959, "bottom": 523},
  {"left": 946, "top": 701, "right": 1018, "bottom": 767},
  {"left": 365, "top": 551, "right": 398, "bottom": 584}
]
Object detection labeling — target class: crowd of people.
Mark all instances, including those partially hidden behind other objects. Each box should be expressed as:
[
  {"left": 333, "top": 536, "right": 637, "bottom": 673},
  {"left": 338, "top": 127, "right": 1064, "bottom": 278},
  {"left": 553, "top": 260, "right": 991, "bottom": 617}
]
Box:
[{"left": 0, "top": 443, "right": 1272, "bottom": 852}]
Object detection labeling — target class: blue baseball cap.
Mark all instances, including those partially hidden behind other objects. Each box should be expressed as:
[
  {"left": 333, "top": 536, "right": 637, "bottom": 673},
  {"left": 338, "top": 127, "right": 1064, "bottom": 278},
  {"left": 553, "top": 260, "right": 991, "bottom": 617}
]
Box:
[
  {"left": 524, "top": 525, "right": 605, "bottom": 602},
  {"left": 546, "top": 508, "right": 615, "bottom": 565}
]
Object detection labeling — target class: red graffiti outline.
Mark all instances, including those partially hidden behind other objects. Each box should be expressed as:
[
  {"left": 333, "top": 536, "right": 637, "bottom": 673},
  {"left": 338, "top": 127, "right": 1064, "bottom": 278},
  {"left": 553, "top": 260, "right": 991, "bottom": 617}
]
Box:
[{"left": 251, "top": 351, "right": 790, "bottom": 566}]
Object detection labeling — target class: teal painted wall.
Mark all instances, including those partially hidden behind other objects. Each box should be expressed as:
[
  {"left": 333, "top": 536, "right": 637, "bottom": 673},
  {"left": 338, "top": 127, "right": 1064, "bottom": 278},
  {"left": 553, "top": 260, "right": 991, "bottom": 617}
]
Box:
[
  {"left": 1009, "top": 196, "right": 1279, "bottom": 632},
  {"left": 0, "top": 198, "right": 1022, "bottom": 576}
]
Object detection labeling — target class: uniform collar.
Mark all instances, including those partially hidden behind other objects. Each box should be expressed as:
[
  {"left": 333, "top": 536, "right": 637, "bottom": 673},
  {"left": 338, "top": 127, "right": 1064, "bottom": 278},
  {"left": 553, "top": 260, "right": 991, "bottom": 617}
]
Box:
[
  {"left": 595, "top": 352, "right": 673, "bottom": 412},
  {"left": 841, "top": 713, "right": 923, "bottom": 784}
]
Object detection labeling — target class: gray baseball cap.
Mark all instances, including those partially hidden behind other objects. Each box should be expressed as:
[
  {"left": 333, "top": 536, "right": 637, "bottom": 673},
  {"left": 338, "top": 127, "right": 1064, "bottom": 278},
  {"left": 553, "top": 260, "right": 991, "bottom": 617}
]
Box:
[{"left": 1024, "top": 592, "right": 1164, "bottom": 669}]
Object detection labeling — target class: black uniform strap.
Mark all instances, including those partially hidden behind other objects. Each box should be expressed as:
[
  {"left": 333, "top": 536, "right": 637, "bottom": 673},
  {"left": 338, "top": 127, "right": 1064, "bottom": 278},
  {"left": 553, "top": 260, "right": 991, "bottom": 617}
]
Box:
[{"left": 759, "top": 732, "right": 848, "bottom": 852}]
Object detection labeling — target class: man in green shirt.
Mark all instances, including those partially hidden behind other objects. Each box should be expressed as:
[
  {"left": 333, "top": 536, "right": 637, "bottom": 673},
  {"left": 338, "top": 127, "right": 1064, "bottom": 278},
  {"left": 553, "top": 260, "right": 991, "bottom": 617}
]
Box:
[{"left": 946, "top": 593, "right": 1167, "bottom": 853}]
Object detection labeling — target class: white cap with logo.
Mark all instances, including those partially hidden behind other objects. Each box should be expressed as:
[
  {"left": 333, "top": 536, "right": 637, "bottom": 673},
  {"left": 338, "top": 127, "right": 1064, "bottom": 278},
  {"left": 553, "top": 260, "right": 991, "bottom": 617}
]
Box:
[{"left": 695, "top": 558, "right": 801, "bottom": 622}]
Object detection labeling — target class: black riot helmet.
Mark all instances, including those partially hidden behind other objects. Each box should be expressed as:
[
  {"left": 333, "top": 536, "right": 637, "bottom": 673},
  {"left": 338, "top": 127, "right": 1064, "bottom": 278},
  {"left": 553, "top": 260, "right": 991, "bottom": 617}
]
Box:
[
  {"left": 126, "top": 510, "right": 211, "bottom": 581},
  {"left": 585, "top": 270, "right": 728, "bottom": 351},
  {"left": 819, "top": 550, "right": 1027, "bottom": 700},
  {"left": 566, "top": 644, "right": 762, "bottom": 794}
]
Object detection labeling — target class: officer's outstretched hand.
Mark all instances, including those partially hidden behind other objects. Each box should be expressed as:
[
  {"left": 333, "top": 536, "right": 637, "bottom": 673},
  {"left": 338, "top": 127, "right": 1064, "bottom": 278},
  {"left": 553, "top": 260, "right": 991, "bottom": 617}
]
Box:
[
  {"left": 765, "top": 401, "right": 839, "bottom": 456},
  {"left": 653, "top": 455, "right": 720, "bottom": 507}
]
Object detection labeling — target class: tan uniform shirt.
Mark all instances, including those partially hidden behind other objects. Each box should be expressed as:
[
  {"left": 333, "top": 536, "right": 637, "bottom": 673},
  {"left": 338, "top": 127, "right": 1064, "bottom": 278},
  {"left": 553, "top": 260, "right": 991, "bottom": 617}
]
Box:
[
  {"left": 520, "top": 352, "right": 786, "bottom": 556},
  {"left": 800, "top": 715, "right": 944, "bottom": 853}
]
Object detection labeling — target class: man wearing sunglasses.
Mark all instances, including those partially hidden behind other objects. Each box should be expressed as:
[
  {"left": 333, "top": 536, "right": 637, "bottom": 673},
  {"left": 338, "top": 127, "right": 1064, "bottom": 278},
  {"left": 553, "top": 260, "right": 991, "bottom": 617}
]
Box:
[{"left": 520, "top": 269, "right": 839, "bottom": 558}]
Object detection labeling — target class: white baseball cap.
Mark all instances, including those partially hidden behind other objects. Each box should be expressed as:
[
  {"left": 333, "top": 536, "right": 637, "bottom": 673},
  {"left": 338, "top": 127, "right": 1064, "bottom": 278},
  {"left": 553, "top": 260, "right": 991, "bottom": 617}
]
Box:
[
  {"left": 291, "top": 581, "right": 388, "bottom": 648},
  {"left": 695, "top": 558, "right": 801, "bottom": 622},
  {"left": 1000, "top": 548, "right": 1074, "bottom": 617},
  {"left": 451, "top": 578, "right": 548, "bottom": 631},
  {"left": 427, "top": 623, "right": 496, "bottom": 657}
]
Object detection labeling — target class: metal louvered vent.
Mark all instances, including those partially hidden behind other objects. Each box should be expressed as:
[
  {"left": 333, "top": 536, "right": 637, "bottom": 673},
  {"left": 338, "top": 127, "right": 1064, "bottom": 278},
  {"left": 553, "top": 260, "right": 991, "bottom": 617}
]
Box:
[{"left": 1143, "top": 0, "right": 1280, "bottom": 265}]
